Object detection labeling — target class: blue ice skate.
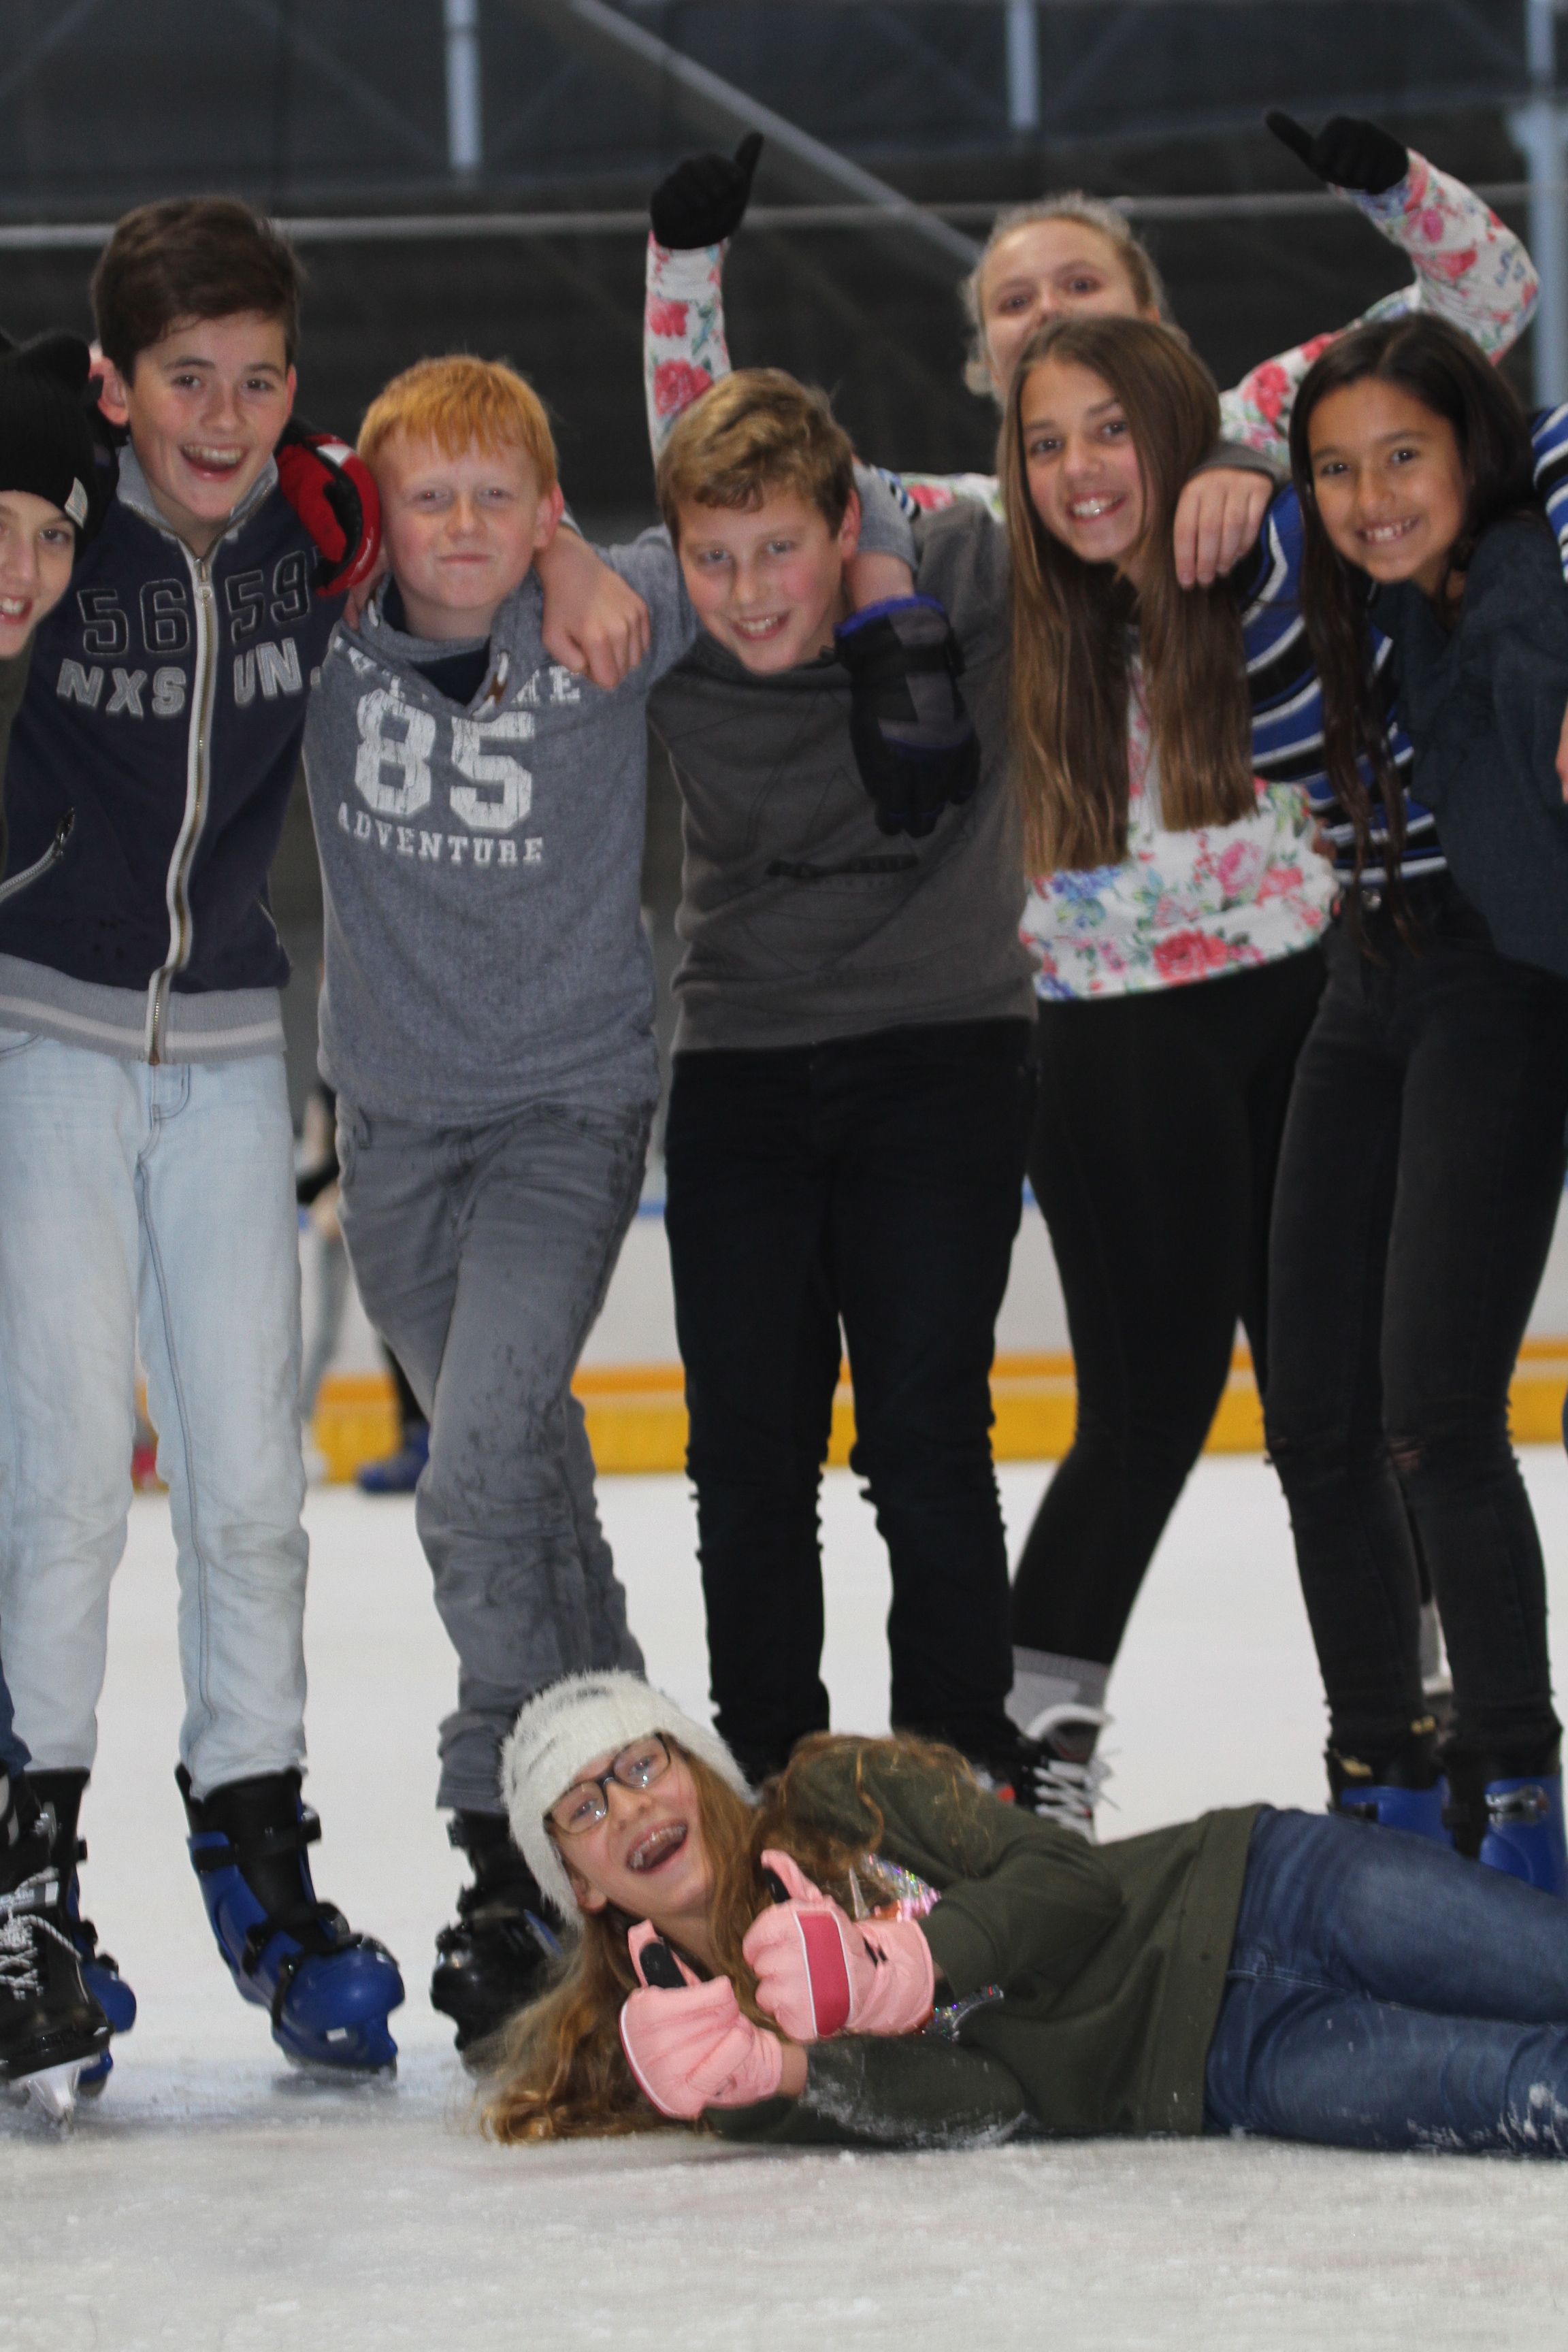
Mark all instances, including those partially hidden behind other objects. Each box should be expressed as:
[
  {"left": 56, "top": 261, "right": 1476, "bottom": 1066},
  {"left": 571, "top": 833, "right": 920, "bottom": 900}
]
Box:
[
  {"left": 1327, "top": 1720, "right": 1452, "bottom": 1844},
  {"left": 177, "top": 1766, "right": 404, "bottom": 2071},
  {"left": 26, "top": 1769, "right": 136, "bottom": 2093},
  {"left": 357, "top": 1422, "right": 429, "bottom": 1495},
  {"left": 1475, "top": 1772, "right": 1568, "bottom": 1899}
]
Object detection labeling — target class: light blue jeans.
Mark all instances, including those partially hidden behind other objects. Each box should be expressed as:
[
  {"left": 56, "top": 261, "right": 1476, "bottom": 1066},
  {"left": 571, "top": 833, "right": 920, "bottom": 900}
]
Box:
[
  {"left": 0, "top": 1650, "right": 25, "bottom": 1776},
  {"left": 0, "top": 1035, "right": 308, "bottom": 1798}
]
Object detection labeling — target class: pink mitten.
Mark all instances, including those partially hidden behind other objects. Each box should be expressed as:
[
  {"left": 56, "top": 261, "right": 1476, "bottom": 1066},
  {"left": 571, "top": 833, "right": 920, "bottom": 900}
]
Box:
[
  {"left": 741, "top": 1849, "right": 935, "bottom": 2041},
  {"left": 619, "top": 1921, "right": 785, "bottom": 2119}
]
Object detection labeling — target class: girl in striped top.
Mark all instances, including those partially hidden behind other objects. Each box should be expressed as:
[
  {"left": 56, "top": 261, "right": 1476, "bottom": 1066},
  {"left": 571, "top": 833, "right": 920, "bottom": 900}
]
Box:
[{"left": 1264, "top": 314, "right": 1568, "bottom": 1893}]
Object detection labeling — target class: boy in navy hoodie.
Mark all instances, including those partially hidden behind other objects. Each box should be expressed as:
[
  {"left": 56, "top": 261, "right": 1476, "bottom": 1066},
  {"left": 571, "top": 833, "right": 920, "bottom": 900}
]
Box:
[{"left": 0, "top": 199, "right": 412, "bottom": 2076}]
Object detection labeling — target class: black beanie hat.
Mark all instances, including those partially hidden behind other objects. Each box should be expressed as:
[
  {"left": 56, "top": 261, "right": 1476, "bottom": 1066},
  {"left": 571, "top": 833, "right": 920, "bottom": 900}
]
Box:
[{"left": 0, "top": 330, "right": 100, "bottom": 539}]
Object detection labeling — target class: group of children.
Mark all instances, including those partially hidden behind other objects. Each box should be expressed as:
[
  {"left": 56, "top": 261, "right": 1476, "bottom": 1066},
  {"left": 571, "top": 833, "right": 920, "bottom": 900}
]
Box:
[{"left": 2, "top": 108, "right": 1568, "bottom": 2163}]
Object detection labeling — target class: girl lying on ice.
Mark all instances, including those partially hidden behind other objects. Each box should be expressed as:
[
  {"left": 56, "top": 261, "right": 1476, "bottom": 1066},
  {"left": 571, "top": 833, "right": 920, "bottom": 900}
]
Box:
[{"left": 485, "top": 1673, "right": 1568, "bottom": 2155}]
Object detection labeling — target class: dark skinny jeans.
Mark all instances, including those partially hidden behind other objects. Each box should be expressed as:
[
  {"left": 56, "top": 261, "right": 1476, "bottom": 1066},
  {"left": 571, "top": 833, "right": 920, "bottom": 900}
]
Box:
[
  {"left": 1208, "top": 1806, "right": 1568, "bottom": 2152},
  {"left": 664, "top": 1019, "right": 1034, "bottom": 1780},
  {"left": 1265, "top": 886, "right": 1568, "bottom": 1763},
  {"left": 1011, "top": 949, "right": 1326, "bottom": 1667}
]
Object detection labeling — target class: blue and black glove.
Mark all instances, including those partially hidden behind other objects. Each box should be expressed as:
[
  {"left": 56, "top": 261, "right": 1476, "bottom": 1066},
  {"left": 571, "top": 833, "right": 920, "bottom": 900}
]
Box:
[{"left": 833, "top": 595, "right": 980, "bottom": 840}]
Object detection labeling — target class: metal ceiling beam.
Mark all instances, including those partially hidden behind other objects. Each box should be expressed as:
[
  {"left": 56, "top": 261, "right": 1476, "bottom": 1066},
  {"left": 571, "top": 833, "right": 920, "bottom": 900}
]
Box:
[{"left": 496, "top": 0, "right": 980, "bottom": 276}]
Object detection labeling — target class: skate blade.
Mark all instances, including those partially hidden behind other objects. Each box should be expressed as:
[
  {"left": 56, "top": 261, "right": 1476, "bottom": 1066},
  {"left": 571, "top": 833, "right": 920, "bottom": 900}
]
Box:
[
  {"left": 277, "top": 2038, "right": 398, "bottom": 2084},
  {"left": 24, "top": 2063, "right": 79, "bottom": 2126}
]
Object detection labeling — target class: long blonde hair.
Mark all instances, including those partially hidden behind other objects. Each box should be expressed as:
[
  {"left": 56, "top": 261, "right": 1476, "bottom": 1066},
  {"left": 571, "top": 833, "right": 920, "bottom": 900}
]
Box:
[
  {"left": 1001, "top": 314, "right": 1254, "bottom": 873},
  {"left": 482, "top": 1732, "right": 977, "bottom": 2144}
]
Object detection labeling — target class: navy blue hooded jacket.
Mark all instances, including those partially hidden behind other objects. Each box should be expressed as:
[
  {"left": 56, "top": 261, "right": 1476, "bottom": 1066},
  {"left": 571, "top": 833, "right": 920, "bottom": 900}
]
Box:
[{"left": 0, "top": 443, "right": 340, "bottom": 1062}]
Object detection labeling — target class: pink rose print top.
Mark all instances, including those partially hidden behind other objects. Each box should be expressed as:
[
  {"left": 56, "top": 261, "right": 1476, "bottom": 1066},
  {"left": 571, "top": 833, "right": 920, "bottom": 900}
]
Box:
[{"left": 1019, "top": 664, "right": 1337, "bottom": 1002}]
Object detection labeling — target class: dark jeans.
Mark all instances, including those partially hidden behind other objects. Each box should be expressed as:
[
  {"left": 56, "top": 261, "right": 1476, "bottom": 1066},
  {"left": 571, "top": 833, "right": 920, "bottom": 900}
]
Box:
[
  {"left": 1266, "top": 890, "right": 1568, "bottom": 1761},
  {"left": 0, "top": 1654, "right": 26, "bottom": 1776},
  {"left": 664, "top": 1019, "right": 1034, "bottom": 1776},
  {"left": 1208, "top": 1806, "right": 1568, "bottom": 2152},
  {"left": 1011, "top": 949, "right": 1326, "bottom": 1666}
]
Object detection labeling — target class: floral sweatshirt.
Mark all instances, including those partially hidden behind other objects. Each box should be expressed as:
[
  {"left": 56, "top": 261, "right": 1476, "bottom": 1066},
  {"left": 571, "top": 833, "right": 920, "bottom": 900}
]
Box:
[{"left": 642, "top": 153, "right": 1537, "bottom": 1000}]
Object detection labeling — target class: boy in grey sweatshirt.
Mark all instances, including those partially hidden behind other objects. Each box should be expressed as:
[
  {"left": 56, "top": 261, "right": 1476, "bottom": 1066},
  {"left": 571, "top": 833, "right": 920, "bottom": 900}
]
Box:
[
  {"left": 302, "top": 355, "right": 913, "bottom": 2053},
  {"left": 647, "top": 368, "right": 1036, "bottom": 1797}
]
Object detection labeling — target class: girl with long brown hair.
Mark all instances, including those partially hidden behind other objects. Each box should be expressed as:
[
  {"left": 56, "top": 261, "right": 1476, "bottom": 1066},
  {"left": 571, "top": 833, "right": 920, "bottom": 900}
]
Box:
[
  {"left": 483, "top": 1669, "right": 1568, "bottom": 2157},
  {"left": 993, "top": 315, "right": 1340, "bottom": 1820},
  {"left": 1264, "top": 315, "right": 1568, "bottom": 1890}
]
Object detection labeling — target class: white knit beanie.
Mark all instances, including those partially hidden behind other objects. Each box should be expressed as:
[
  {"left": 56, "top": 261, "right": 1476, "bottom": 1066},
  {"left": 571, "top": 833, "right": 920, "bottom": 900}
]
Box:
[{"left": 502, "top": 1671, "right": 752, "bottom": 1923}]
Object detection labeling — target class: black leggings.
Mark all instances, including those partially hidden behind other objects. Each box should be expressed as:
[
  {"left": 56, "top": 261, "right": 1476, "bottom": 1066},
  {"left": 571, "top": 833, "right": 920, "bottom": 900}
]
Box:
[
  {"left": 1010, "top": 948, "right": 1326, "bottom": 1667},
  {"left": 1265, "top": 889, "right": 1568, "bottom": 1761}
]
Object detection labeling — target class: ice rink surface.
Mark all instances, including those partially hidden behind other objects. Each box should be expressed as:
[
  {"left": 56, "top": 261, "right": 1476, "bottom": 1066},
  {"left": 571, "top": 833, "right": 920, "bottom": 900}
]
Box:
[{"left": 5, "top": 1450, "right": 1568, "bottom": 2349}]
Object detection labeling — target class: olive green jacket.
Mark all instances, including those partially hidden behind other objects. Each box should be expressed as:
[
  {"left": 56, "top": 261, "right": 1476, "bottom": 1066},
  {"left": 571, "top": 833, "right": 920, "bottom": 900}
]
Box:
[{"left": 709, "top": 1744, "right": 1257, "bottom": 2151}]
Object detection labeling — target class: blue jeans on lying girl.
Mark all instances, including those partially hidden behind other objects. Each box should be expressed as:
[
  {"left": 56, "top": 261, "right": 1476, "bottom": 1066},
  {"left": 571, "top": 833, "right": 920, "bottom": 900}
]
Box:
[{"left": 1207, "top": 1807, "right": 1568, "bottom": 2152}]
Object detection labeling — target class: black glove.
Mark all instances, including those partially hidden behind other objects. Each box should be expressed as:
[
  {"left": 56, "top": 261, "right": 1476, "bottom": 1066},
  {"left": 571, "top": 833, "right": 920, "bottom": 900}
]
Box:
[
  {"left": 650, "top": 133, "right": 764, "bottom": 250},
  {"left": 834, "top": 597, "right": 980, "bottom": 841},
  {"left": 1265, "top": 112, "right": 1409, "bottom": 197},
  {"left": 275, "top": 414, "right": 381, "bottom": 595}
]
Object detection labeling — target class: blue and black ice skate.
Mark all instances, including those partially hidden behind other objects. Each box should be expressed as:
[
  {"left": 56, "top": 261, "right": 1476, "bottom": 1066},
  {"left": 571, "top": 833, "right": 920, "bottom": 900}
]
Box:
[
  {"left": 25, "top": 1769, "right": 136, "bottom": 2093},
  {"left": 1327, "top": 1718, "right": 1452, "bottom": 1844},
  {"left": 1445, "top": 1749, "right": 1568, "bottom": 1899},
  {"left": 178, "top": 1766, "right": 404, "bottom": 2071}
]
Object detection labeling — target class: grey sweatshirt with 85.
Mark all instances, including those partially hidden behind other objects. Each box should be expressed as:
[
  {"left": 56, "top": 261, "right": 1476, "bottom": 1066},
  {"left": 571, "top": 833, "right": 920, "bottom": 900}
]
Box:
[{"left": 305, "top": 474, "right": 915, "bottom": 1122}]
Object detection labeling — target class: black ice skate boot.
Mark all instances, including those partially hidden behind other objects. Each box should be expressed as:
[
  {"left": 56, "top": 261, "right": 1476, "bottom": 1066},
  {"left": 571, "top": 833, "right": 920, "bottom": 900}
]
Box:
[
  {"left": 431, "top": 1812, "right": 562, "bottom": 2061},
  {"left": 0, "top": 1771, "right": 110, "bottom": 2095},
  {"left": 26, "top": 1769, "right": 136, "bottom": 2092}
]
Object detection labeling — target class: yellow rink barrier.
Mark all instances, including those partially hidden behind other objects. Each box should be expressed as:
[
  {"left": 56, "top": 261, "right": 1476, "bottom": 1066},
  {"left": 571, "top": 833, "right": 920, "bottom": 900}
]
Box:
[{"left": 310, "top": 1338, "right": 1568, "bottom": 1484}]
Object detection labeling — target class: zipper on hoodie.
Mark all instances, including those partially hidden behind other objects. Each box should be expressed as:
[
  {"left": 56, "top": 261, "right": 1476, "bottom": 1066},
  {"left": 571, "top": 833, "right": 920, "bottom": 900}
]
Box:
[
  {"left": 0, "top": 810, "right": 74, "bottom": 910},
  {"left": 145, "top": 546, "right": 218, "bottom": 1064}
]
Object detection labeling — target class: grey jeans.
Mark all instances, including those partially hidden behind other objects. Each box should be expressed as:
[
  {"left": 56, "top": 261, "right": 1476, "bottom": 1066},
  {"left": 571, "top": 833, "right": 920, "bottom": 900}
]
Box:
[{"left": 336, "top": 1096, "right": 650, "bottom": 1814}]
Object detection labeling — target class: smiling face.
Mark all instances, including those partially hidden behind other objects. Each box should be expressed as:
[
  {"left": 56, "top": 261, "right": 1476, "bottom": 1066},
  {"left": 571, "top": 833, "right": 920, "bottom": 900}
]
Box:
[
  {"left": 676, "top": 485, "right": 859, "bottom": 674},
  {"left": 1306, "top": 378, "right": 1469, "bottom": 599},
  {"left": 374, "top": 429, "right": 563, "bottom": 642},
  {"left": 97, "top": 310, "right": 296, "bottom": 557},
  {"left": 0, "top": 490, "right": 76, "bottom": 659},
  {"left": 979, "top": 219, "right": 1153, "bottom": 399},
  {"left": 553, "top": 1746, "right": 717, "bottom": 1965},
  {"left": 1020, "top": 355, "right": 1150, "bottom": 584}
]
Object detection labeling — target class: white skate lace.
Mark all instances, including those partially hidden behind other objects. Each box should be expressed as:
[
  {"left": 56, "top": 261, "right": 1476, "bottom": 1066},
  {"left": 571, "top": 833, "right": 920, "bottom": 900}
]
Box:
[
  {"left": 0, "top": 1871, "right": 74, "bottom": 2003},
  {"left": 1020, "top": 1705, "right": 1115, "bottom": 1842}
]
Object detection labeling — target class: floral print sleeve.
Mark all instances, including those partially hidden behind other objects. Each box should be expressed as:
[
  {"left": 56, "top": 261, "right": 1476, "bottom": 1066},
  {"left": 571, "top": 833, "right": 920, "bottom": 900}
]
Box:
[
  {"left": 1218, "top": 152, "right": 1539, "bottom": 462},
  {"left": 644, "top": 237, "right": 732, "bottom": 459}
]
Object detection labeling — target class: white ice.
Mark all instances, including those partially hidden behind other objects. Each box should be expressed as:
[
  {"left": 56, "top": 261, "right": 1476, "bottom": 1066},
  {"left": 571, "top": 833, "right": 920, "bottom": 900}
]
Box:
[{"left": 4, "top": 1450, "right": 1568, "bottom": 2349}]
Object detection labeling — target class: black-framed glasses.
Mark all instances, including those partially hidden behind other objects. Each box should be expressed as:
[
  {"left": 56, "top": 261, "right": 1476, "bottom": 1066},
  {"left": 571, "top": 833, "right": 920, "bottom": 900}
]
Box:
[{"left": 547, "top": 1735, "right": 672, "bottom": 1838}]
